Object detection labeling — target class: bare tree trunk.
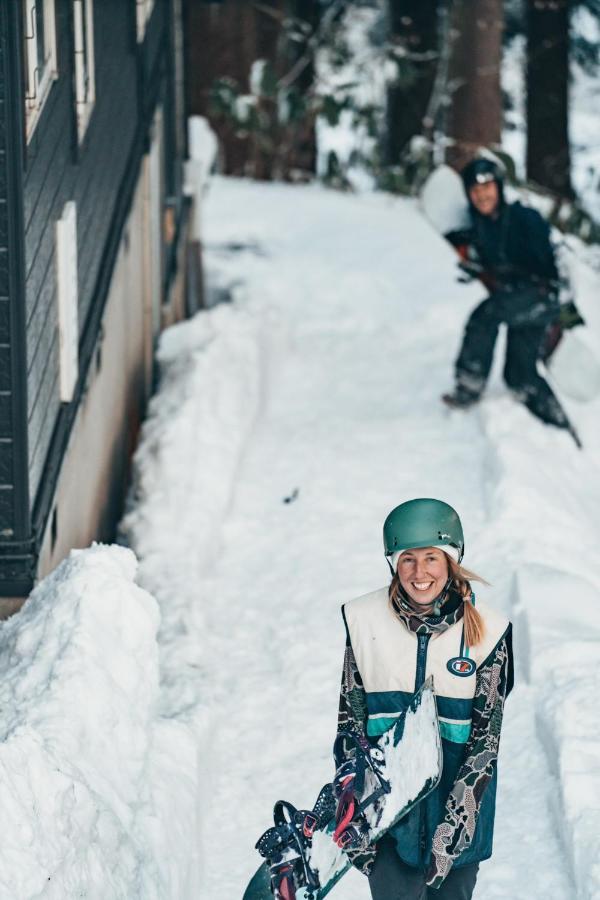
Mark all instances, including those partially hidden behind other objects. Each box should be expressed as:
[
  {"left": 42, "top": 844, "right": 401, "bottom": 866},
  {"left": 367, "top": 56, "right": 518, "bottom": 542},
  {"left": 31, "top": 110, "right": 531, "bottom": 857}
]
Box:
[
  {"left": 445, "top": 0, "right": 503, "bottom": 172},
  {"left": 184, "top": 0, "right": 319, "bottom": 179},
  {"left": 284, "top": 0, "right": 320, "bottom": 176},
  {"left": 385, "top": 0, "right": 438, "bottom": 164},
  {"left": 526, "top": 0, "right": 573, "bottom": 198},
  {"left": 184, "top": 0, "right": 284, "bottom": 176}
]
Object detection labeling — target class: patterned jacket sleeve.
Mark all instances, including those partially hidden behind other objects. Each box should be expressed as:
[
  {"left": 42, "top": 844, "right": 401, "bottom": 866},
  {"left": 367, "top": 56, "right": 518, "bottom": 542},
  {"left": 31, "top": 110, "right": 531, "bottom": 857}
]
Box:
[
  {"left": 337, "top": 638, "right": 368, "bottom": 737},
  {"left": 336, "top": 639, "right": 377, "bottom": 877},
  {"left": 426, "top": 624, "right": 514, "bottom": 889}
]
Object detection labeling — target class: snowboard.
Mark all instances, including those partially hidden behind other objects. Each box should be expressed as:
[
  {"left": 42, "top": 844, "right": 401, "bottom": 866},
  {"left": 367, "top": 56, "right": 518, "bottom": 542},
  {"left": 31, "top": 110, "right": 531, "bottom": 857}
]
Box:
[
  {"left": 243, "top": 677, "right": 442, "bottom": 900},
  {"left": 419, "top": 164, "right": 600, "bottom": 404},
  {"left": 544, "top": 325, "right": 600, "bottom": 402}
]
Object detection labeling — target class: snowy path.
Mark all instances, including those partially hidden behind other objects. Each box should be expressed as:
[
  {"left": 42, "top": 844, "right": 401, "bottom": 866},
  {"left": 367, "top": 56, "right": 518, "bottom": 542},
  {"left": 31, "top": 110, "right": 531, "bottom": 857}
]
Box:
[{"left": 124, "top": 178, "right": 600, "bottom": 898}]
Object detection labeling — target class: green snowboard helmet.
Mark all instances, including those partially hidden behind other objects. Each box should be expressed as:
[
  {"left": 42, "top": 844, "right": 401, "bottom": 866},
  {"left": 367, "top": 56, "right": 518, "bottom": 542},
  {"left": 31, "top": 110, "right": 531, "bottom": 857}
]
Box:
[{"left": 383, "top": 498, "right": 464, "bottom": 562}]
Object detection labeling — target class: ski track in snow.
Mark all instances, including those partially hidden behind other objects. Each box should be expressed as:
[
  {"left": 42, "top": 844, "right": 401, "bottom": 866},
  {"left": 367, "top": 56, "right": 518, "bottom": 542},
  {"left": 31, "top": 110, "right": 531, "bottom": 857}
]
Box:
[{"left": 124, "top": 177, "right": 600, "bottom": 898}]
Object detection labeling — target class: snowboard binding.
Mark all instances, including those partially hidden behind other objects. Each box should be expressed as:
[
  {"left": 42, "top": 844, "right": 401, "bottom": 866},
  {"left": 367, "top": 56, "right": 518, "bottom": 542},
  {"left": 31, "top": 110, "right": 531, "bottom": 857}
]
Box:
[
  {"left": 255, "top": 784, "right": 336, "bottom": 899},
  {"left": 245, "top": 679, "right": 442, "bottom": 900},
  {"left": 332, "top": 732, "right": 390, "bottom": 851}
]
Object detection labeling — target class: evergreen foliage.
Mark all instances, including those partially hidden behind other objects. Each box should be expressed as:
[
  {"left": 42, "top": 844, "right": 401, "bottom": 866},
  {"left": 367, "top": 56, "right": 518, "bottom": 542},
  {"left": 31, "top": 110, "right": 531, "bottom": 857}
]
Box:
[{"left": 205, "top": 0, "right": 599, "bottom": 239}]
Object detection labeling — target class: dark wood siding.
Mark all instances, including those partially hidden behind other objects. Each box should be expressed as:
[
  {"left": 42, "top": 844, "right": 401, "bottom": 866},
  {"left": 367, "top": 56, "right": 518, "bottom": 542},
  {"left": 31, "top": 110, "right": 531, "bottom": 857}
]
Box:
[
  {"left": 23, "top": 0, "right": 139, "bottom": 502},
  {"left": 0, "top": 0, "right": 186, "bottom": 594},
  {"left": 0, "top": 2, "right": 34, "bottom": 593}
]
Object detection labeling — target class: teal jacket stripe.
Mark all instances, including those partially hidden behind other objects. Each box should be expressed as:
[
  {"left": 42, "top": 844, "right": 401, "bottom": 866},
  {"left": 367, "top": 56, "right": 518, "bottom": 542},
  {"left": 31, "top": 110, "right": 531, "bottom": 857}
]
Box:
[
  {"left": 439, "top": 720, "right": 472, "bottom": 743},
  {"left": 368, "top": 713, "right": 472, "bottom": 743},
  {"left": 366, "top": 691, "right": 473, "bottom": 721},
  {"left": 367, "top": 716, "right": 399, "bottom": 738}
]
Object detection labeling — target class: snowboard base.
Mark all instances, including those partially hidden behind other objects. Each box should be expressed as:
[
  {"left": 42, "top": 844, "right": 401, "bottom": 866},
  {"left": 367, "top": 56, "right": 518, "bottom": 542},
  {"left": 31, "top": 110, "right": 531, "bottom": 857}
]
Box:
[{"left": 545, "top": 328, "right": 600, "bottom": 402}]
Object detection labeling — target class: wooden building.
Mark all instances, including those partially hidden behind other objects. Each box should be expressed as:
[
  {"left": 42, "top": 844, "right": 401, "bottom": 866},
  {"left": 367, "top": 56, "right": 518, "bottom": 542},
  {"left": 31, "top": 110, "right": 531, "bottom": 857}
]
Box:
[{"left": 0, "top": 0, "right": 191, "bottom": 607}]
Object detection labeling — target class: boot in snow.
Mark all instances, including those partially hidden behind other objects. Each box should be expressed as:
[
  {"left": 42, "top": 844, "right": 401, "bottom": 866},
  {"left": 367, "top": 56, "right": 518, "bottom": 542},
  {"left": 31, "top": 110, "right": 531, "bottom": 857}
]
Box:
[{"left": 441, "top": 387, "right": 479, "bottom": 410}]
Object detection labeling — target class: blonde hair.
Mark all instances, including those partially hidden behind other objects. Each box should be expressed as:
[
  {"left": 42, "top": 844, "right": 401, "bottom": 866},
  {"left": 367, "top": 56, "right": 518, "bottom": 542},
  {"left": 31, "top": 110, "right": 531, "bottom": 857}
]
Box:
[{"left": 389, "top": 552, "right": 489, "bottom": 647}]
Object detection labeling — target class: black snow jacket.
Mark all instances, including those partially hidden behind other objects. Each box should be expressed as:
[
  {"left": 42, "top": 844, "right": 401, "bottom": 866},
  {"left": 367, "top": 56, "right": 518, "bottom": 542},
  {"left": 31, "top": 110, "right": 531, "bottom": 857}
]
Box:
[{"left": 447, "top": 201, "right": 559, "bottom": 294}]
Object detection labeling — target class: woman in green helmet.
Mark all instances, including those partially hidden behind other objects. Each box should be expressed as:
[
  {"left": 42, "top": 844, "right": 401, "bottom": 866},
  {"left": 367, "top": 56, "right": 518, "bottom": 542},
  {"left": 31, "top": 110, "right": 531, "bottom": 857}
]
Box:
[{"left": 336, "top": 498, "right": 513, "bottom": 899}]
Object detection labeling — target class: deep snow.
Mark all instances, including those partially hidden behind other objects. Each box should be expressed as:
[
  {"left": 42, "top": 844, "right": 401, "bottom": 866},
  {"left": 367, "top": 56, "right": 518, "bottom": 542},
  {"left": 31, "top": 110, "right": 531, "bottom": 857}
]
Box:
[
  {"left": 123, "top": 177, "right": 599, "bottom": 898},
  {"left": 2, "top": 176, "right": 599, "bottom": 899},
  {"left": 0, "top": 546, "right": 199, "bottom": 899}
]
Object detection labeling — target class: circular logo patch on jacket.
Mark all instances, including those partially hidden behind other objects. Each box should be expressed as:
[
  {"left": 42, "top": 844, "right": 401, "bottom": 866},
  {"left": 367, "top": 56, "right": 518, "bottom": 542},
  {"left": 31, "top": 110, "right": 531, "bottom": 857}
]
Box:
[{"left": 447, "top": 656, "right": 476, "bottom": 677}]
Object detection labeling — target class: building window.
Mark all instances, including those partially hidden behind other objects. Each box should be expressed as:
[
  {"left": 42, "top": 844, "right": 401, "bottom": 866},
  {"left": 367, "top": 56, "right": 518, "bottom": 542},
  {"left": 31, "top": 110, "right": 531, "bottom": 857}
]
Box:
[
  {"left": 23, "top": 0, "right": 58, "bottom": 141},
  {"left": 73, "top": 0, "right": 95, "bottom": 141},
  {"left": 136, "top": 0, "right": 155, "bottom": 42}
]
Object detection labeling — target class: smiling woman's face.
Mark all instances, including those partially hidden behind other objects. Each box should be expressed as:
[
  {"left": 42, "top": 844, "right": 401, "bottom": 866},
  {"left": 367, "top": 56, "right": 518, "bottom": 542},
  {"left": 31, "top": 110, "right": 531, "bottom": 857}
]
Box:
[{"left": 397, "top": 547, "right": 449, "bottom": 607}]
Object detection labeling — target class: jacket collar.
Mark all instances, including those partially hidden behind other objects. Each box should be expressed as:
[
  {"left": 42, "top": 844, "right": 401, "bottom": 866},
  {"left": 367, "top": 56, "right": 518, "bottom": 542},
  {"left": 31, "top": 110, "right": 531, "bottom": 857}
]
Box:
[{"left": 391, "top": 587, "right": 464, "bottom": 636}]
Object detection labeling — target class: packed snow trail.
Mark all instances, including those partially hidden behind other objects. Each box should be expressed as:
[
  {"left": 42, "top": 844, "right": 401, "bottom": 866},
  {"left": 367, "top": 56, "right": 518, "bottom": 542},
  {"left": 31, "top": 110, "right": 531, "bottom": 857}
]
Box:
[{"left": 123, "top": 178, "right": 600, "bottom": 899}]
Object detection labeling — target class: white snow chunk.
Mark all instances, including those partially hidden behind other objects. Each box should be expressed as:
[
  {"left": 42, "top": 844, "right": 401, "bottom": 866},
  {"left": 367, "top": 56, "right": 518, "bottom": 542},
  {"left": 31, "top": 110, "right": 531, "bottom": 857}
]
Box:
[
  {"left": 250, "top": 59, "right": 268, "bottom": 96},
  {"left": 0, "top": 545, "right": 198, "bottom": 900},
  {"left": 307, "top": 829, "right": 346, "bottom": 889},
  {"left": 235, "top": 94, "right": 257, "bottom": 123}
]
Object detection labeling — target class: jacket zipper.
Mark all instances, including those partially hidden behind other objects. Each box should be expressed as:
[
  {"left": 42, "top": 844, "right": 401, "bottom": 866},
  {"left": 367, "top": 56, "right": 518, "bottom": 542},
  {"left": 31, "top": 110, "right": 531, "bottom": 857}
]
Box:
[
  {"left": 415, "top": 632, "right": 431, "bottom": 859},
  {"left": 414, "top": 632, "right": 430, "bottom": 692}
]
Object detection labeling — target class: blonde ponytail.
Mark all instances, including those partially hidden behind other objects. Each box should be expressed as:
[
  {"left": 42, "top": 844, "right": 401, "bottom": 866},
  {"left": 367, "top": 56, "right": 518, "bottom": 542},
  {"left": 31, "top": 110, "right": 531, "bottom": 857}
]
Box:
[
  {"left": 447, "top": 556, "right": 488, "bottom": 647},
  {"left": 462, "top": 594, "right": 485, "bottom": 647}
]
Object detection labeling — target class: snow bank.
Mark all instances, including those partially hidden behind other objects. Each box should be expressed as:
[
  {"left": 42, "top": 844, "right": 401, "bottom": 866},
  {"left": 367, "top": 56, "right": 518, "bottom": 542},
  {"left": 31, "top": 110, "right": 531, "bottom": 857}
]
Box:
[
  {"left": 122, "top": 304, "right": 263, "bottom": 573},
  {"left": 511, "top": 568, "right": 600, "bottom": 900},
  {"left": 448, "top": 224, "right": 600, "bottom": 897},
  {"left": 478, "top": 381, "right": 600, "bottom": 899},
  {"left": 0, "top": 545, "right": 198, "bottom": 900},
  {"left": 119, "top": 283, "right": 280, "bottom": 895},
  {"left": 120, "top": 299, "right": 274, "bottom": 719}
]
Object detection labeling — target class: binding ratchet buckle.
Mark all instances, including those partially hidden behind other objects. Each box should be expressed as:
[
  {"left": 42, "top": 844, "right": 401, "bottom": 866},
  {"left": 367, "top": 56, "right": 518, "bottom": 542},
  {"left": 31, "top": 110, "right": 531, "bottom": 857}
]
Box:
[{"left": 303, "top": 813, "right": 318, "bottom": 839}]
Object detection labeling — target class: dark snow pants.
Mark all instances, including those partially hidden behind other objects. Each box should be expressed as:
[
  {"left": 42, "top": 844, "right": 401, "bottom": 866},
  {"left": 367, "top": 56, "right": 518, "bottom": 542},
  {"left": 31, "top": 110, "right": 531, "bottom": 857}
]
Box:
[
  {"left": 454, "top": 289, "right": 570, "bottom": 429},
  {"left": 368, "top": 837, "right": 478, "bottom": 900}
]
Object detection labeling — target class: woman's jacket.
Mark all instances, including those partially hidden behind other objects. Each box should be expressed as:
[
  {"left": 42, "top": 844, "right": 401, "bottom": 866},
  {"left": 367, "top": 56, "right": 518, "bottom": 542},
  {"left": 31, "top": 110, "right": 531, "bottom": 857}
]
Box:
[{"left": 338, "top": 586, "right": 513, "bottom": 888}]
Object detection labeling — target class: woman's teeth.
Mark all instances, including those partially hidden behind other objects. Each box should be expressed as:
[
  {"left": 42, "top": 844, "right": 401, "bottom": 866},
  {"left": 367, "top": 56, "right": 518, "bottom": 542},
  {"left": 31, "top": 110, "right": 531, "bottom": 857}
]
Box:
[{"left": 413, "top": 582, "right": 434, "bottom": 591}]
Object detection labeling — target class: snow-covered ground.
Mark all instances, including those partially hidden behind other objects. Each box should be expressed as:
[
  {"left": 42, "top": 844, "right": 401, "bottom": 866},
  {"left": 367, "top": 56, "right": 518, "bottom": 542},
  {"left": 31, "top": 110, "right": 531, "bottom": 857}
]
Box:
[
  {"left": 3, "top": 176, "right": 599, "bottom": 898},
  {"left": 124, "top": 177, "right": 597, "bottom": 898},
  {"left": 0, "top": 546, "right": 199, "bottom": 899}
]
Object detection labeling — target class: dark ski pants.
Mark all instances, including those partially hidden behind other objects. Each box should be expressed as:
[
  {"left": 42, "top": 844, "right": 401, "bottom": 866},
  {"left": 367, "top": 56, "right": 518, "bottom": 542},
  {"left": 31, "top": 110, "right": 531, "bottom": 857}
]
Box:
[
  {"left": 369, "top": 838, "right": 478, "bottom": 900},
  {"left": 454, "top": 291, "right": 569, "bottom": 430}
]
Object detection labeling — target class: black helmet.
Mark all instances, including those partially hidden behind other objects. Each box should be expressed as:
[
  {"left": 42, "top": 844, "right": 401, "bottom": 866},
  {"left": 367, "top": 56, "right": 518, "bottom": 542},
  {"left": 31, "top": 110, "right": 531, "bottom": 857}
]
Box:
[{"left": 461, "top": 157, "right": 504, "bottom": 194}]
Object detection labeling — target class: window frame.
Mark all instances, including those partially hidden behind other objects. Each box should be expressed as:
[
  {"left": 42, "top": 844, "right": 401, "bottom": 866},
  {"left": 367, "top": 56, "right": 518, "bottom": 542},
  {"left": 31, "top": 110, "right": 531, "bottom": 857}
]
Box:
[
  {"left": 73, "top": 0, "right": 96, "bottom": 142},
  {"left": 136, "top": 0, "right": 155, "bottom": 42},
  {"left": 23, "top": 0, "right": 58, "bottom": 142}
]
